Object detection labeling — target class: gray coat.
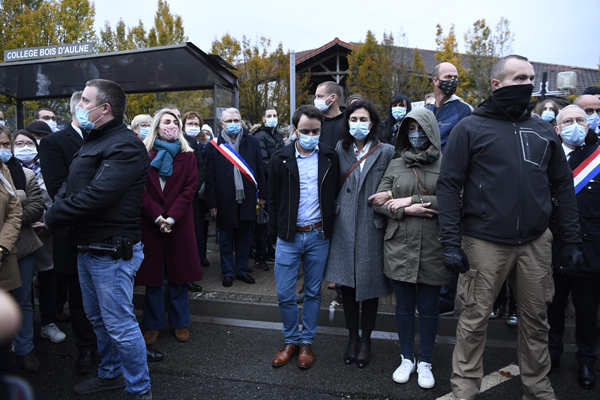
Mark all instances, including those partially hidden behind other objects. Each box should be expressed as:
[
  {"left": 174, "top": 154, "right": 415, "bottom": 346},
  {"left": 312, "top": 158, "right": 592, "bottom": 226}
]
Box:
[{"left": 325, "top": 139, "right": 394, "bottom": 301}]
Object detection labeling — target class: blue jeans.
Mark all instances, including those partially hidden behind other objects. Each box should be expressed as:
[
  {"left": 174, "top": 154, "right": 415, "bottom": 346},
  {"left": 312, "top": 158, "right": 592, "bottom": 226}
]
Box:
[
  {"left": 12, "top": 255, "right": 36, "bottom": 356},
  {"left": 78, "top": 242, "right": 150, "bottom": 395},
  {"left": 274, "top": 229, "right": 329, "bottom": 344},
  {"left": 143, "top": 284, "right": 190, "bottom": 330},
  {"left": 218, "top": 222, "right": 252, "bottom": 277},
  {"left": 393, "top": 280, "right": 440, "bottom": 363}
]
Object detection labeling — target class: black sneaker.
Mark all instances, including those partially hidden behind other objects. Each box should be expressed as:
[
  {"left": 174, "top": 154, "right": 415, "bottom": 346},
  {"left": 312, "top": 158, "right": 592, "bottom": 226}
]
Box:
[
  {"left": 222, "top": 276, "right": 233, "bottom": 287},
  {"left": 74, "top": 375, "right": 126, "bottom": 395},
  {"left": 127, "top": 390, "right": 153, "bottom": 400}
]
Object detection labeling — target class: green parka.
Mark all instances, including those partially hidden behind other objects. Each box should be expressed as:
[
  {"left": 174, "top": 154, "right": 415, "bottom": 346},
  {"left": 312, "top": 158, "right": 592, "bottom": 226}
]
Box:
[{"left": 374, "top": 108, "right": 451, "bottom": 286}]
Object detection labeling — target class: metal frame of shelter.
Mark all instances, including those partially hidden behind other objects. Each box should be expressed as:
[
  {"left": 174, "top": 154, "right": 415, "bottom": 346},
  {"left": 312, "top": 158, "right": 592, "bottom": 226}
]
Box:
[{"left": 0, "top": 42, "right": 239, "bottom": 129}]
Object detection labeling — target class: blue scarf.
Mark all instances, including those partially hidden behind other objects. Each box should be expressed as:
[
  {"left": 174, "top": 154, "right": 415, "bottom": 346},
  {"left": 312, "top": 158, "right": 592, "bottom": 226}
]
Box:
[{"left": 151, "top": 138, "right": 180, "bottom": 178}]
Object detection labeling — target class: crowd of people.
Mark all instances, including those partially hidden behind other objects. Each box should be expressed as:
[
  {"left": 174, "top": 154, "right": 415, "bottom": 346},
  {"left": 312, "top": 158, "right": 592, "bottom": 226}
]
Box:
[{"left": 0, "top": 53, "right": 599, "bottom": 400}]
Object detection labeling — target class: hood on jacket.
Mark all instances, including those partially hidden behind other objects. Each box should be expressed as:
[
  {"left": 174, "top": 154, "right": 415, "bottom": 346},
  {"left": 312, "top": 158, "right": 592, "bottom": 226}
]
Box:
[
  {"left": 395, "top": 108, "right": 441, "bottom": 152},
  {"left": 387, "top": 93, "right": 412, "bottom": 121}
]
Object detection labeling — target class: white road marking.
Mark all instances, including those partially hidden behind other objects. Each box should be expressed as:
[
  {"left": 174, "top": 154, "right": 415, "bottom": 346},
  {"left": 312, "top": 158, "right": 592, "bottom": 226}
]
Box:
[{"left": 436, "top": 363, "right": 520, "bottom": 400}]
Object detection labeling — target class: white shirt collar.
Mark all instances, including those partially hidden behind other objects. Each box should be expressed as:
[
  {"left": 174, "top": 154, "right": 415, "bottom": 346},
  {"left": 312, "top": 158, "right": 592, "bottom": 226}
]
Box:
[{"left": 71, "top": 122, "right": 83, "bottom": 139}]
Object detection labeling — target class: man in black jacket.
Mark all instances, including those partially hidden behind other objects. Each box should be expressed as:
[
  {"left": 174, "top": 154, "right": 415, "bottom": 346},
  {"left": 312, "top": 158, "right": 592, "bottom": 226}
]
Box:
[
  {"left": 547, "top": 105, "right": 600, "bottom": 390},
  {"left": 269, "top": 105, "right": 339, "bottom": 370},
  {"left": 252, "top": 108, "right": 284, "bottom": 269},
  {"left": 46, "top": 79, "right": 151, "bottom": 400},
  {"left": 314, "top": 81, "right": 345, "bottom": 150},
  {"left": 437, "top": 55, "right": 583, "bottom": 400},
  {"left": 205, "top": 107, "right": 265, "bottom": 287},
  {"left": 39, "top": 90, "right": 97, "bottom": 375}
]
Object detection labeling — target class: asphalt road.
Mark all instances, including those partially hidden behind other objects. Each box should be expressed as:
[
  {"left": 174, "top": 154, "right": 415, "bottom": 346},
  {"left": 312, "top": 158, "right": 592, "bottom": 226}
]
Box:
[{"left": 12, "top": 320, "right": 600, "bottom": 400}]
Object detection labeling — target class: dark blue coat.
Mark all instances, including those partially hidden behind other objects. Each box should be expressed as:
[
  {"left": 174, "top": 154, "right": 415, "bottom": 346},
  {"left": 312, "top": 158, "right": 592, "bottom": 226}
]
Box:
[{"left": 205, "top": 132, "right": 265, "bottom": 233}]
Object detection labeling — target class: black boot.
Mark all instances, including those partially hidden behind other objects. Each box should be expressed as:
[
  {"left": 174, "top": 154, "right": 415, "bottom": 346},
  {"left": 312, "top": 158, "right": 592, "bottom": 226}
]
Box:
[
  {"left": 344, "top": 331, "right": 359, "bottom": 365},
  {"left": 357, "top": 330, "right": 372, "bottom": 368},
  {"left": 578, "top": 362, "right": 596, "bottom": 390}
]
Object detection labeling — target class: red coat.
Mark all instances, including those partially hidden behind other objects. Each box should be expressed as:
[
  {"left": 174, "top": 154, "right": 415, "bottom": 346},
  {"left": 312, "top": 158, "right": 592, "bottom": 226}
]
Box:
[{"left": 136, "top": 150, "right": 202, "bottom": 286}]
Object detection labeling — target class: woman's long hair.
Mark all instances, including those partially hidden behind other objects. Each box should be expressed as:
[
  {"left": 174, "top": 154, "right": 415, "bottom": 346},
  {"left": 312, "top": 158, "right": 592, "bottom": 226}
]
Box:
[{"left": 144, "top": 108, "right": 193, "bottom": 153}]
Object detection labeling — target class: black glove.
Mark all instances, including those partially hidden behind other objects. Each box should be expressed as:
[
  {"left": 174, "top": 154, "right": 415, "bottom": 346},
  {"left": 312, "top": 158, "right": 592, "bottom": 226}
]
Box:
[
  {"left": 443, "top": 246, "right": 470, "bottom": 274},
  {"left": 558, "top": 244, "right": 585, "bottom": 275}
]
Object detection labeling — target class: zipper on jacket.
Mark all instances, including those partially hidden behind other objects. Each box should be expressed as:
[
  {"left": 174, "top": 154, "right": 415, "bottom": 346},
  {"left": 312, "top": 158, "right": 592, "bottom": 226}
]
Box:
[
  {"left": 513, "top": 122, "right": 522, "bottom": 244},
  {"left": 319, "top": 158, "right": 332, "bottom": 240}
]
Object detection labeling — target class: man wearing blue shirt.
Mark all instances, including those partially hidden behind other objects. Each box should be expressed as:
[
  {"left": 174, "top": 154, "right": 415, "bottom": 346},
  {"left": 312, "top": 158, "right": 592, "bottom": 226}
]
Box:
[{"left": 268, "top": 105, "right": 339, "bottom": 369}]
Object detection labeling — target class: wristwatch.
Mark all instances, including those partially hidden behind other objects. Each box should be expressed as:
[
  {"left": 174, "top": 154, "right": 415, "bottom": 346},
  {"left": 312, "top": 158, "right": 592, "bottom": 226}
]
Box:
[{"left": 0, "top": 246, "right": 8, "bottom": 256}]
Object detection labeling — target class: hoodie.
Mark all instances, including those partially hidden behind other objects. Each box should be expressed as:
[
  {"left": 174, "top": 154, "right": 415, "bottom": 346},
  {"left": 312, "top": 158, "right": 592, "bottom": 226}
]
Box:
[{"left": 437, "top": 93, "right": 581, "bottom": 247}]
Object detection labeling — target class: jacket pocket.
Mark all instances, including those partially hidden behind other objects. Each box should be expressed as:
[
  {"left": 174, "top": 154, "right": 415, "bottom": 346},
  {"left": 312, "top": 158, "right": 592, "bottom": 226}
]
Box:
[
  {"left": 384, "top": 221, "right": 399, "bottom": 241},
  {"left": 457, "top": 269, "right": 478, "bottom": 307}
]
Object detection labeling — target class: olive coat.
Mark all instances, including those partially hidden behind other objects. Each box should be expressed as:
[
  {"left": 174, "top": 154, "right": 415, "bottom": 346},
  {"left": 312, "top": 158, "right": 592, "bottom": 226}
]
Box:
[
  {"left": 374, "top": 108, "right": 451, "bottom": 286},
  {"left": 325, "top": 139, "right": 394, "bottom": 301},
  {"left": 0, "top": 163, "right": 23, "bottom": 291}
]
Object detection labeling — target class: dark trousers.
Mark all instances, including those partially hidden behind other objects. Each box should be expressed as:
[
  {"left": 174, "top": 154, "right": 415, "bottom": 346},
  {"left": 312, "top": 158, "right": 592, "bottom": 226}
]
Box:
[
  {"left": 548, "top": 273, "right": 599, "bottom": 365},
  {"left": 194, "top": 199, "right": 209, "bottom": 262},
  {"left": 254, "top": 223, "right": 268, "bottom": 262},
  {"left": 393, "top": 280, "right": 441, "bottom": 363},
  {"left": 340, "top": 286, "right": 378, "bottom": 334},
  {"left": 440, "top": 272, "right": 458, "bottom": 310},
  {"left": 57, "top": 272, "right": 96, "bottom": 351},
  {"left": 37, "top": 269, "right": 57, "bottom": 325},
  {"left": 143, "top": 284, "right": 190, "bottom": 330},
  {"left": 218, "top": 221, "right": 252, "bottom": 278},
  {"left": 494, "top": 281, "right": 517, "bottom": 314}
]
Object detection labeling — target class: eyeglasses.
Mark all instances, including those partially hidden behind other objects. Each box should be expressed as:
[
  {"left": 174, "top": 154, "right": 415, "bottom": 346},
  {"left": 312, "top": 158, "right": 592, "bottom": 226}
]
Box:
[
  {"left": 14, "top": 141, "right": 35, "bottom": 148},
  {"left": 583, "top": 108, "right": 600, "bottom": 115}
]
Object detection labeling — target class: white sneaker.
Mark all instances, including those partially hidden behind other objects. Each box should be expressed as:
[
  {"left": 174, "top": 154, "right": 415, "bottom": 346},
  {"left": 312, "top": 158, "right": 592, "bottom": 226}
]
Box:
[
  {"left": 41, "top": 323, "right": 66, "bottom": 343},
  {"left": 392, "top": 355, "right": 415, "bottom": 384},
  {"left": 417, "top": 361, "right": 435, "bottom": 389}
]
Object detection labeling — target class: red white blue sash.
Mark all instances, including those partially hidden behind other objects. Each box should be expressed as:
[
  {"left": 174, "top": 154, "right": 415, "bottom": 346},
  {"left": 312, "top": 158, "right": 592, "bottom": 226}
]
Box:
[
  {"left": 573, "top": 146, "right": 600, "bottom": 194},
  {"left": 210, "top": 139, "right": 258, "bottom": 187}
]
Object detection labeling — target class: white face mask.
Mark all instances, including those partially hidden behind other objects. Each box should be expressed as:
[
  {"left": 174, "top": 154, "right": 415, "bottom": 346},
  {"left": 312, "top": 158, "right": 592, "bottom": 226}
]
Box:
[
  {"left": 44, "top": 119, "right": 58, "bottom": 132},
  {"left": 14, "top": 146, "right": 38, "bottom": 163},
  {"left": 265, "top": 117, "right": 278, "bottom": 128},
  {"left": 314, "top": 97, "right": 331, "bottom": 112},
  {"left": 186, "top": 126, "right": 201, "bottom": 137},
  {"left": 0, "top": 120, "right": 5, "bottom": 127}
]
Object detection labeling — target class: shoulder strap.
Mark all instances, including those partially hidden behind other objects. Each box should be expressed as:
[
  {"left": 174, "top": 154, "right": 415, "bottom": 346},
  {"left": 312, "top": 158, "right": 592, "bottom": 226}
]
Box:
[{"left": 341, "top": 143, "right": 381, "bottom": 187}]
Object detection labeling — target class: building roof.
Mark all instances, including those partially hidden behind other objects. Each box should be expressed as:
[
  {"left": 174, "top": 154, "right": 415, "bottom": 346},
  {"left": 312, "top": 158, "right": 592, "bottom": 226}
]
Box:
[{"left": 296, "top": 39, "right": 600, "bottom": 94}]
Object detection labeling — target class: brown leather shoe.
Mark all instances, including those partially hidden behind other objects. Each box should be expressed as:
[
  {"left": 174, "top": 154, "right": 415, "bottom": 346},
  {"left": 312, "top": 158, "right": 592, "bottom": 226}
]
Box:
[
  {"left": 272, "top": 344, "right": 298, "bottom": 368},
  {"left": 174, "top": 327, "right": 190, "bottom": 342},
  {"left": 143, "top": 330, "right": 159, "bottom": 345},
  {"left": 297, "top": 344, "right": 315, "bottom": 369}
]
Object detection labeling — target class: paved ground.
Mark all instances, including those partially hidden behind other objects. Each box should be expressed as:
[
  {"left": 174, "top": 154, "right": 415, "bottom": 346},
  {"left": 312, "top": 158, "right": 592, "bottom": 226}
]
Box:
[{"left": 14, "top": 320, "right": 600, "bottom": 400}]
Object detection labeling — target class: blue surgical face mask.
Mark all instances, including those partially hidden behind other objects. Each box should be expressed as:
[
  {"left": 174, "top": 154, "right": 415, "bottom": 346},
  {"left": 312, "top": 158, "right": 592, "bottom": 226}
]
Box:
[
  {"left": 76, "top": 105, "right": 103, "bottom": 131},
  {"left": 408, "top": 129, "right": 430, "bottom": 150},
  {"left": 391, "top": 106, "right": 407, "bottom": 120},
  {"left": 541, "top": 110, "right": 555, "bottom": 122},
  {"left": 139, "top": 126, "right": 150, "bottom": 139},
  {"left": 298, "top": 133, "right": 319, "bottom": 151},
  {"left": 349, "top": 121, "right": 370, "bottom": 140},
  {"left": 561, "top": 123, "right": 587, "bottom": 147},
  {"left": 587, "top": 113, "right": 600, "bottom": 131},
  {"left": 186, "top": 126, "right": 201, "bottom": 137},
  {"left": 265, "top": 117, "right": 278, "bottom": 128},
  {"left": 0, "top": 149, "right": 12, "bottom": 163},
  {"left": 225, "top": 122, "right": 242, "bottom": 135}
]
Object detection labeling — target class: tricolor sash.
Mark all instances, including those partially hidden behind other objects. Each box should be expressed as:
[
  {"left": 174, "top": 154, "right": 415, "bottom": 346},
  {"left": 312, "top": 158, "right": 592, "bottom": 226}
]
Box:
[
  {"left": 210, "top": 139, "right": 258, "bottom": 187},
  {"left": 573, "top": 146, "right": 600, "bottom": 194}
]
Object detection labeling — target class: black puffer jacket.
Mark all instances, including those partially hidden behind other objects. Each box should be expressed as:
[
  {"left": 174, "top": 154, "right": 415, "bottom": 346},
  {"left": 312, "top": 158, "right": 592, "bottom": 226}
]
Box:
[
  {"left": 268, "top": 142, "right": 339, "bottom": 241},
  {"left": 253, "top": 124, "right": 284, "bottom": 170},
  {"left": 46, "top": 118, "right": 149, "bottom": 244},
  {"left": 437, "top": 96, "right": 580, "bottom": 247}
]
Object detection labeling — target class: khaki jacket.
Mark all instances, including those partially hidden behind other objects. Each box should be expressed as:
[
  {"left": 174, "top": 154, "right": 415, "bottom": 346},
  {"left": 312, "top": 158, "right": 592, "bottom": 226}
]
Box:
[{"left": 0, "top": 163, "right": 23, "bottom": 291}]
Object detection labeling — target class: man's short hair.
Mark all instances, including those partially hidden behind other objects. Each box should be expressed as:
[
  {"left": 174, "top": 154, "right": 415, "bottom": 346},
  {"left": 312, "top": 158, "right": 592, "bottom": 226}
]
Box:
[
  {"left": 220, "top": 107, "right": 241, "bottom": 121},
  {"left": 34, "top": 108, "right": 54, "bottom": 119},
  {"left": 264, "top": 107, "right": 277, "bottom": 116},
  {"left": 490, "top": 55, "right": 529, "bottom": 81},
  {"left": 69, "top": 91, "right": 83, "bottom": 115},
  {"left": 556, "top": 104, "right": 585, "bottom": 125},
  {"left": 317, "top": 81, "right": 343, "bottom": 103},
  {"left": 583, "top": 86, "right": 600, "bottom": 95},
  {"left": 85, "top": 79, "right": 126, "bottom": 119},
  {"left": 292, "top": 105, "right": 323, "bottom": 128}
]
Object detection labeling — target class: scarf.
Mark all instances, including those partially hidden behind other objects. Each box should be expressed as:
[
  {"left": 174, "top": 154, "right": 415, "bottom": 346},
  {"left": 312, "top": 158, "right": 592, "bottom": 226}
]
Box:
[
  {"left": 400, "top": 145, "right": 440, "bottom": 168},
  {"left": 151, "top": 138, "right": 180, "bottom": 178},
  {"left": 221, "top": 132, "right": 245, "bottom": 203},
  {"left": 0, "top": 168, "right": 15, "bottom": 197},
  {"left": 22, "top": 159, "right": 46, "bottom": 192}
]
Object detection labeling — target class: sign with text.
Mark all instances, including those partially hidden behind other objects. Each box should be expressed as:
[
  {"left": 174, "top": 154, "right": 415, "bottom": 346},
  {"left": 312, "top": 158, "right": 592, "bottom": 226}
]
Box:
[{"left": 3, "top": 43, "right": 96, "bottom": 62}]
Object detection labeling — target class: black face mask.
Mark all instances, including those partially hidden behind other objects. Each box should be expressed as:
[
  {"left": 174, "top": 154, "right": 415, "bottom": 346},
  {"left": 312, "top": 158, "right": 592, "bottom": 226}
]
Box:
[
  {"left": 491, "top": 84, "right": 534, "bottom": 119},
  {"left": 438, "top": 79, "right": 458, "bottom": 97}
]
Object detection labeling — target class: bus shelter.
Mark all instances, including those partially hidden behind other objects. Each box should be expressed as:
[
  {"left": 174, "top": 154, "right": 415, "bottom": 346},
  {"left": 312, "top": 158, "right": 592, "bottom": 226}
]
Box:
[{"left": 0, "top": 42, "right": 238, "bottom": 128}]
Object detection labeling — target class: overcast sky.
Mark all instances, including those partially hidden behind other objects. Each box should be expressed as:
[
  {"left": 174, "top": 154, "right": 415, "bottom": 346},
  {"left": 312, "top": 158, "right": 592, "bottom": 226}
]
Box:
[{"left": 94, "top": 0, "right": 599, "bottom": 70}]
